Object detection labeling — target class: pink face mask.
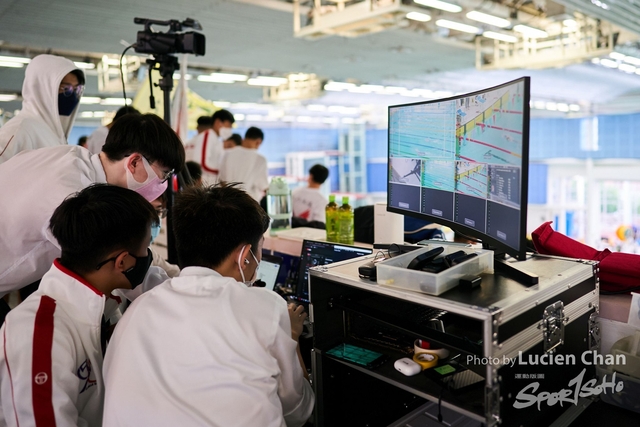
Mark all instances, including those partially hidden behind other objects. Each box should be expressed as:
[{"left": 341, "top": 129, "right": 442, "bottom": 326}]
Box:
[{"left": 124, "top": 155, "right": 168, "bottom": 202}]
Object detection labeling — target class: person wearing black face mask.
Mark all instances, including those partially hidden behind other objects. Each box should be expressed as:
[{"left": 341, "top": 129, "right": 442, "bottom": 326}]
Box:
[
  {"left": 0, "top": 54, "right": 85, "bottom": 165},
  {"left": 0, "top": 184, "right": 169, "bottom": 427}
]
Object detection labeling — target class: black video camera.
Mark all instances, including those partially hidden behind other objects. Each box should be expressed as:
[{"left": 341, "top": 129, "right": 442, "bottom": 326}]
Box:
[{"left": 134, "top": 17, "right": 205, "bottom": 56}]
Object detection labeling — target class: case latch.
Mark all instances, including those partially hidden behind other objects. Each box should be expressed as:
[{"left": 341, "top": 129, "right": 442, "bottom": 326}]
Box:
[{"left": 542, "top": 301, "right": 565, "bottom": 353}]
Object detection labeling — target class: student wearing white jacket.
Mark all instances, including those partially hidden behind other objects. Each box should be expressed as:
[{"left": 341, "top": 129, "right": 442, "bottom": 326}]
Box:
[
  {"left": 0, "top": 54, "right": 84, "bottom": 165},
  {"left": 0, "top": 114, "right": 185, "bottom": 311},
  {"left": 0, "top": 184, "right": 168, "bottom": 427},
  {"left": 103, "top": 184, "right": 314, "bottom": 427},
  {"left": 183, "top": 109, "right": 235, "bottom": 184}
]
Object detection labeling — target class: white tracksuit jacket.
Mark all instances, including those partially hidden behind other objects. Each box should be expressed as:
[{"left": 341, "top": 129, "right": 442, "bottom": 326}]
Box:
[
  {"left": 0, "top": 54, "right": 81, "bottom": 165},
  {"left": 0, "top": 260, "right": 168, "bottom": 427},
  {"left": 102, "top": 267, "right": 314, "bottom": 427},
  {"left": 0, "top": 145, "right": 106, "bottom": 297},
  {"left": 183, "top": 129, "right": 223, "bottom": 185}
]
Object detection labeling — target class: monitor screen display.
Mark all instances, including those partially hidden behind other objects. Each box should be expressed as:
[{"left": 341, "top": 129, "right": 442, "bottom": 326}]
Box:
[
  {"left": 387, "top": 77, "right": 530, "bottom": 260},
  {"left": 295, "top": 240, "right": 373, "bottom": 303}
]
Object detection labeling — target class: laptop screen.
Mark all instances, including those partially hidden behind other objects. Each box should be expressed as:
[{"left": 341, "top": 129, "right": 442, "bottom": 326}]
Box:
[
  {"left": 257, "top": 254, "right": 282, "bottom": 291},
  {"left": 295, "top": 240, "right": 372, "bottom": 303}
]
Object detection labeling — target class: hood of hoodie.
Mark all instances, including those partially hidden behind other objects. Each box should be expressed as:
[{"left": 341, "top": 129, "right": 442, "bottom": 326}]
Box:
[{"left": 21, "top": 54, "right": 83, "bottom": 140}]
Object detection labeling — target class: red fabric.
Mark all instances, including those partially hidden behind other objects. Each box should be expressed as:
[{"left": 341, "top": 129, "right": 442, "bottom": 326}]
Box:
[
  {"left": 32, "top": 295, "right": 57, "bottom": 426},
  {"left": 4, "top": 328, "right": 20, "bottom": 427},
  {"left": 200, "top": 132, "right": 218, "bottom": 174},
  {"left": 532, "top": 221, "right": 640, "bottom": 292}
]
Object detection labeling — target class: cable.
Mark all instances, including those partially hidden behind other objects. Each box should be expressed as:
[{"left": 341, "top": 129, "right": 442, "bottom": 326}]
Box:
[{"left": 119, "top": 44, "right": 135, "bottom": 106}]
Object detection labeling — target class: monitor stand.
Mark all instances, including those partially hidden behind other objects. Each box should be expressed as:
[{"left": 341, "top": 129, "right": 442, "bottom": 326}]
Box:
[{"left": 491, "top": 250, "right": 539, "bottom": 286}]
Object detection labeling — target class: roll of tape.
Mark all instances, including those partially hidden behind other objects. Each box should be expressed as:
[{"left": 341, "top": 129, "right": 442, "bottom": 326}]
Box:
[
  {"left": 412, "top": 352, "right": 438, "bottom": 370},
  {"left": 414, "top": 339, "right": 450, "bottom": 359}
]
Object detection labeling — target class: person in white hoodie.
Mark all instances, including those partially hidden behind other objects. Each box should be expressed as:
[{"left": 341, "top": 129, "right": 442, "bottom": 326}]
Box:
[
  {"left": 0, "top": 184, "right": 168, "bottom": 427},
  {"left": 0, "top": 114, "right": 185, "bottom": 320},
  {"left": 0, "top": 54, "right": 84, "bottom": 165}
]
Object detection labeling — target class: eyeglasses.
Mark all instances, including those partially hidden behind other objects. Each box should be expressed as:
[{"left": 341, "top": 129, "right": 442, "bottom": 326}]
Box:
[
  {"left": 159, "top": 169, "right": 174, "bottom": 183},
  {"left": 156, "top": 208, "right": 168, "bottom": 219},
  {"left": 59, "top": 83, "right": 84, "bottom": 98},
  {"left": 95, "top": 251, "right": 125, "bottom": 270}
]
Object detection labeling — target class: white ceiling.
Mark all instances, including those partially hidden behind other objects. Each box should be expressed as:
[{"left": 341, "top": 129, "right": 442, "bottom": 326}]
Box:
[{"left": 1, "top": 0, "right": 640, "bottom": 123}]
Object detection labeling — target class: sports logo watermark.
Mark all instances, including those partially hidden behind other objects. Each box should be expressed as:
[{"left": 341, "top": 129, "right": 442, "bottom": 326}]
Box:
[{"left": 467, "top": 350, "right": 626, "bottom": 410}]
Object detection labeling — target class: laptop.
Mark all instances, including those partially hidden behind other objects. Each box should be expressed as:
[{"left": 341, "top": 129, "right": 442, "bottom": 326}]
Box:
[
  {"left": 292, "top": 240, "right": 373, "bottom": 305},
  {"left": 256, "top": 254, "right": 283, "bottom": 291}
]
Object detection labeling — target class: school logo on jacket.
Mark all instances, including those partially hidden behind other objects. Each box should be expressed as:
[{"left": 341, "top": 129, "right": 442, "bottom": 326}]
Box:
[
  {"left": 77, "top": 359, "right": 97, "bottom": 393},
  {"left": 34, "top": 372, "right": 48, "bottom": 385}
]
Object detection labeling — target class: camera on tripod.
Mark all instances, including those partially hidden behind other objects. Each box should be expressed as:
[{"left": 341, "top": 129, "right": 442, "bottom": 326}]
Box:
[{"left": 134, "top": 17, "right": 205, "bottom": 56}]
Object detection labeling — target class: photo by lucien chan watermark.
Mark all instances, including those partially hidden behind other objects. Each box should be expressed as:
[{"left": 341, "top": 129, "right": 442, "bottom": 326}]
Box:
[{"left": 467, "top": 350, "right": 626, "bottom": 411}]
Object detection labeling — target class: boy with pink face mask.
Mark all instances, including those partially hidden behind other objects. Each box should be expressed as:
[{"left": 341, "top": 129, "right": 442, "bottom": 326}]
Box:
[{"left": 0, "top": 114, "right": 184, "bottom": 317}]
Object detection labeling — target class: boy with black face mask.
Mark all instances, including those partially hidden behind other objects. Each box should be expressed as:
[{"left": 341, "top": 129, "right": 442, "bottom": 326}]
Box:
[{"left": 0, "top": 184, "right": 168, "bottom": 427}]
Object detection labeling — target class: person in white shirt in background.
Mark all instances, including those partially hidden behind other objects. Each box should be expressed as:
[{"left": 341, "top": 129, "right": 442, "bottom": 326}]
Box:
[
  {"left": 184, "top": 109, "right": 235, "bottom": 184},
  {"left": 0, "top": 114, "right": 185, "bottom": 324},
  {"left": 85, "top": 106, "right": 140, "bottom": 154},
  {"left": 0, "top": 184, "right": 168, "bottom": 427},
  {"left": 292, "top": 164, "right": 330, "bottom": 223},
  {"left": 0, "top": 54, "right": 84, "bottom": 165},
  {"left": 194, "top": 115, "right": 214, "bottom": 134},
  {"left": 223, "top": 132, "right": 242, "bottom": 149},
  {"left": 218, "top": 126, "right": 269, "bottom": 202},
  {"left": 103, "top": 184, "right": 314, "bottom": 427}
]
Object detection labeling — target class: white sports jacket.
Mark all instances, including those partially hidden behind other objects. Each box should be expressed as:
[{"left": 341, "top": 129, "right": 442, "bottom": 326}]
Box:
[{"left": 183, "top": 129, "right": 223, "bottom": 185}]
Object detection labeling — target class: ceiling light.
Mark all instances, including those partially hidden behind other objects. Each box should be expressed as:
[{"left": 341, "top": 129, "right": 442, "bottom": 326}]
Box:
[
  {"left": 101, "top": 98, "right": 131, "bottom": 106},
  {"left": 545, "top": 102, "right": 558, "bottom": 111},
  {"left": 483, "top": 31, "right": 518, "bottom": 43},
  {"left": 557, "top": 103, "right": 569, "bottom": 112},
  {"left": 93, "top": 111, "right": 106, "bottom": 118},
  {"left": 533, "top": 101, "right": 546, "bottom": 109},
  {"left": 214, "top": 101, "right": 231, "bottom": 108},
  {"left": 198, "top": 75, "right": 235, "bottom": 84},
  {"left": 73, "top": 61, "right": 95, "bottom": 70},
  {"left": 466, "top": 11, "right": 510, "bottom": 28},
  {"left": 322, "top": 117, "right": 339, "bottom": 124},
  {"left": 79, "top": 111, "right": 94, "bottom": 118},
  {"left": 246, "top": 114, "right": 263, "bottom": 121},
  {"left": 212, "top": 72, "right": 248, "bottom": 82},
  {"left": 563, "top": 19, "right": 578, "bottom": 27},
  {"left": 600, "top": 58, "right": 618, "bottom": 68},
  {"left": 307, "top": 104, "right": 326, "bottom": 111},
  {"left": 384, "top": 86, "right": 407, "bottom": 94},
  {"left": 609, "top": 52, "right": 626, "bottom": 61},
  {"left": 414, "top": 0, "right": 462, "bottom": 13},
  {"left": 619, "top": 63, "right": 636, "bottom": 73},
  {"left": 569, "top": 104, "right": 580, "bottom": 111},
  {"left": 0, "top": 94, "right": 17, "bottom": 102},
  {"left": 234, "top": 113, "right": 245, "bottom": 120},
  {"left": 297, "top": 116, "right": 313, "bottom": 123},
  {"left": 623, "top": 56, "right": 640, "bottom": 66},
  {"left": 513, "top": 24, "right": 548, "bottom": 39},
  {"left": 0, "top": 55, "right": 30, "bottom": 64},
  {"left": 247, "top": 76, "right": 288, "bottom": 87},
  {"left": 80, "top": 97, "right": 101, "bottom": 104},
  {"left": 341, "top": 117, "right": 356, "bottom": 124},
  {"left": 406, "top": 12, "right": 431, "bottom": 22},
  {"left": 436, "top": 19, "right": 480, "bottom": 34},
  {"left": 0, "top": 61, "right": 24, "bottom": 68},
  {"left": 591, "top": 58, "right": 601, "bottom": 64},
  {"left": 324, "top": 81, "right": 357, "bottom": 91},
  {"left": 172, "top": 73, "right": 192, "bottom": 80}
]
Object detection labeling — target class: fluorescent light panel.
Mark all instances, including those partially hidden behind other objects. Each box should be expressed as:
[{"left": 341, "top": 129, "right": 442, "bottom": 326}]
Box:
[
  {"left": 0, "top": 61, "right": 24, "bottom": 68},
  {"left": 247, "top": 76, "right": 288, "bottom": 86},
  {"left": 466, "top": 11, "right": 510, "bottom": 28},
  {"left": 513, "top": 24, "right": 548, "bottom": 39},
  {"left": 483, "top": 31, "right": 518, "bottom": 43},
  {"left": 0, "top": 94, "right": 18, "bottom": 101},
  {"left": 436, "top": 19, "right": 479, "bottom": 34},
  {"left": 414, "top": 0, "right": 462, "bottom": 13},
  {"left": 73, "top": 61, "right": 95, "bottom": 70},
  {"left": 406, "top": 11, "right": 431, "bottom": 22},
  {"left": 0, "top": 55, "right": 30, "bottom": 64}
]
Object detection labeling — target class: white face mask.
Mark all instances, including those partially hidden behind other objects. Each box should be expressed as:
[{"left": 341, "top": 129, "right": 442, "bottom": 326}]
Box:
[
  {"left": 124, "top": 155, "right": 168, "bottom": 202},
  {"left": 237, "top": 245, "right": 260, "bottom": 287},
  {"left": 218, "top": 127, "right": 233, "bottom": 141}
]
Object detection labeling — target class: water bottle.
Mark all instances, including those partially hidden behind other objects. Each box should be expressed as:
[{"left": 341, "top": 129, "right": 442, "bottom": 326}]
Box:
[
  {"left": 325, "top": 194, "right": 338, "bottom": 242},
  {"left": 266, "top": 177, "right": 292, "bottom": 236},
  {"left": 338, "top": 196, "right": 354, "bottom": 245}
]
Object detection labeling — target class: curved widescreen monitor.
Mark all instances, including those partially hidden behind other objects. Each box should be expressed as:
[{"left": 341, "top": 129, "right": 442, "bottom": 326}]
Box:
[{"left": 387, "top": 77, "right": 530, "bottom": 260}]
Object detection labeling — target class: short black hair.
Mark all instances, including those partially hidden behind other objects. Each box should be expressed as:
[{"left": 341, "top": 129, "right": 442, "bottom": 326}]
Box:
[
  {"left": 212, "top": 109, "right": 235, "bottom": 125},
  {"left": 102, "top": 113, "right": 185, "bottom": 173},
  {"left": 113, "top": 106, "right": 140, "bottom": 122},
  {"left": 245, "top": 126, "right": 264, "bottom": 141},
  {"left": 309, "top": 164, "right": 329, "bottom": 184},
  {"left": 78, "top": 136, "right": 87, "bottom": 145},
  {"left": 197, "top": 116, "right": 214, "bottom": 127},
  {"left": 185, "top": 161, "right": 202, "bottom": 182},
  {"left": 226, "top": 133, "right": 242, "bottom": 146},
  {"left": 173, "top": 184, "right": 269, "bottom": 269},
  {"left": 49, "top": 184, "right": 158, "bottom": 274},
  {"left": 70, "top": 69, "right": 85, "bottom": 86}
]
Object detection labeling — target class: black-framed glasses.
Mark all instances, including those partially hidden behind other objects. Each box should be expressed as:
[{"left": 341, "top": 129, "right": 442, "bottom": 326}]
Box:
[
  {"left": 59, "top": 83, "right": 84, "bottom": 98},
  {"left": 95, "top": 251, "right": 125, "bottom": 270},
  {"left": 141, "top": 155, "right": 174, "bottom": 183}
]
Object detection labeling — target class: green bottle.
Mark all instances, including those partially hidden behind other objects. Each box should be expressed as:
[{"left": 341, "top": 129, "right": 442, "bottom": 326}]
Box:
[
  {"left": 325, "top": 194, "right": 338, "bottom": 242},
  {"left": 337, "top": 196, "right": 354, "bottom": 245}
]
